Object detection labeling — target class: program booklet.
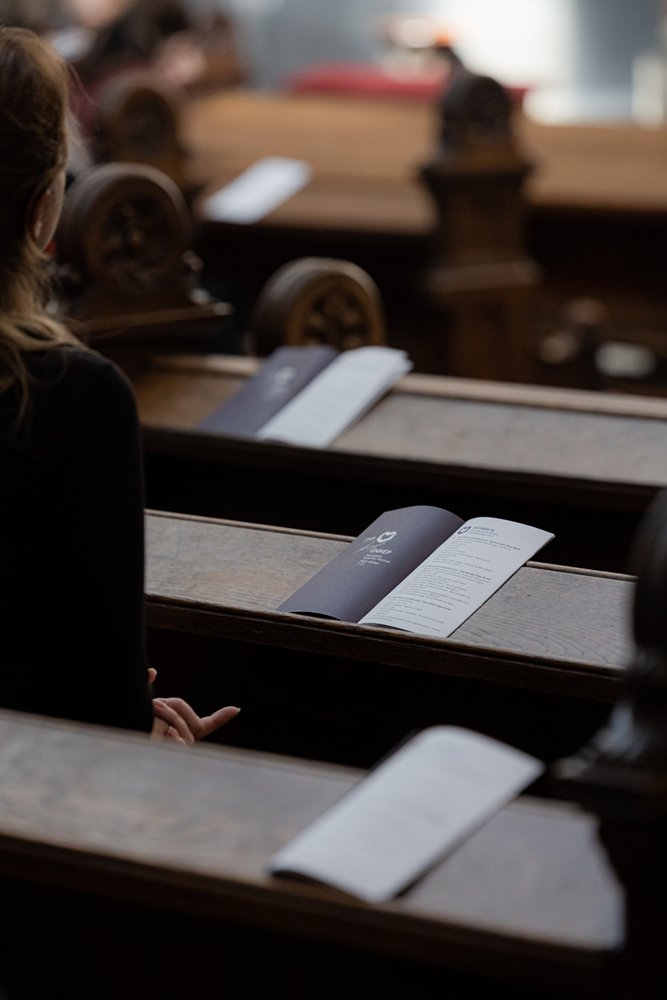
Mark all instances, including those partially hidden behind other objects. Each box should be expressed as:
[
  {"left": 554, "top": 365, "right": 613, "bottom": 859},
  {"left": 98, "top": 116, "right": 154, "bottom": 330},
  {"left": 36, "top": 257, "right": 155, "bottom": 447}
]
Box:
[
  {"left": 199, "top": 344, "right": 412, "bottom": 447},
  {"left": 279, "top": 506, "right": 554, "bottom": 638},
  {"left": 269, "top": 726, "right": 543, "bottom": 903},
  {"left": 199, "top": 345, "right": 338, "bottom": 436}
]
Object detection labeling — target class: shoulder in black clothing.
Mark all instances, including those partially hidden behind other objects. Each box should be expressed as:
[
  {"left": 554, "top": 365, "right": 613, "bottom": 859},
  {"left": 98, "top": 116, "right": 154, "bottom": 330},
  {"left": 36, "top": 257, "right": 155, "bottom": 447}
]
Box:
[
  {"left": 2, "top": 344, "right": 129, "bottom": 433},
  {"left": 0, "top": 345, "right": 154, "bottom": 733}
]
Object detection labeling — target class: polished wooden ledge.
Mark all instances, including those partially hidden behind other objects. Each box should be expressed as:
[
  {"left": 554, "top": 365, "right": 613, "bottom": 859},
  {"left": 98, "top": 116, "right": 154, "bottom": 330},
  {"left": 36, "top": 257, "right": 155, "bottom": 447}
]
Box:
[
  {"left": 0, "top": 709, "right": 622, "bottom": 994},
  {"left": 145, "top": 510, "right": 633, "bottom": 701},
  {"left": 183, "top": 90, "right": 667, "bottom": 234},
  {"left": 135, "top": 355, "right": 667, "bottom": 511}
]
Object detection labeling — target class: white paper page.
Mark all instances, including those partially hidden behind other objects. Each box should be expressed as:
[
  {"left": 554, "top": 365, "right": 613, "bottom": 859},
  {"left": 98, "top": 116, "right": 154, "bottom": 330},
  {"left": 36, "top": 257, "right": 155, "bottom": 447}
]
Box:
[
  {"left": 270, "top": 727, "right": 543, "bottom": 904},
  {"left": 256, "top": 346, "right": 412, "bottom": 448},
  {"left": 202, "top": 157, "right": 312, "bottom": 224},
  {"left": 359, "top": 517, "right": 553, "bottom": 638}
]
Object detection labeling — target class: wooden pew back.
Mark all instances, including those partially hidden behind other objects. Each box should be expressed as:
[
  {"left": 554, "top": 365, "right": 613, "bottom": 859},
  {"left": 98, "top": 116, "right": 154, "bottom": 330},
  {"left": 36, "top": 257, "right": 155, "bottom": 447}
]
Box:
[
  {"left": 134, "top": 354, "right": 667, "bottom": 570},
  {"left": 0, "top": 708, "right": 621, "bottom": 999},
  {"left": 145, "top": 510, "right": 628, "bottom": 765}
]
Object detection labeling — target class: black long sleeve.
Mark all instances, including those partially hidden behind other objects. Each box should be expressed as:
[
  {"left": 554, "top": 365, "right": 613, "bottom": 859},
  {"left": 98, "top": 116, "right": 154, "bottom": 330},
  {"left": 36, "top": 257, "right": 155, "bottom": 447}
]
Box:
[{"left": 0, "top": 347, "right": 154, "bottom": 732}]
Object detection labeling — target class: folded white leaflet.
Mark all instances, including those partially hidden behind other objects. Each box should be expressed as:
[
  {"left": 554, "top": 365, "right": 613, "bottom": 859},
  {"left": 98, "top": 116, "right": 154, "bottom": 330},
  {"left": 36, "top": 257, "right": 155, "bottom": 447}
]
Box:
[
  {"left": 256, "top": 346, "right": 413, "bottom": 448},
  {"left": 203, "top": 157, "right": 312, "bottom": 224},
  {"left": 269, "top": 726, "right": 543, "bottom": 904}
]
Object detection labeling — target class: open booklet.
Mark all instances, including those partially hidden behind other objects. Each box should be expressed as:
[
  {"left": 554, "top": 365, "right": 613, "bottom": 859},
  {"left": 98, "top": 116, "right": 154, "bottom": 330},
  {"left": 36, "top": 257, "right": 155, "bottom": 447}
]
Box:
[
  {"left": 199, "top": 344, "right": 412, "bottom": 447},
  {"left": 279, "top": 506, "right": 554, "bottom": 638},
  {"left": 269, "top": 726, "right": 543, "bottom": 903}
]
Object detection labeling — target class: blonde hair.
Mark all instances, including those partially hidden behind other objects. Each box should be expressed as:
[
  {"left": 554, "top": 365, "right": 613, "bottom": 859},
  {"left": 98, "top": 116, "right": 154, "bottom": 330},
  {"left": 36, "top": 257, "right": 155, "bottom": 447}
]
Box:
[{"left": 0, "top": 27, "right": 80, "bottom": 425}]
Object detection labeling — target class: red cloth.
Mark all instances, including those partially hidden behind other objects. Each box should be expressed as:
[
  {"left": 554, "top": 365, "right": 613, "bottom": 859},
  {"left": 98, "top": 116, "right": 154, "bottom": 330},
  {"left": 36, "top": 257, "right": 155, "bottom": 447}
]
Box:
[
  {"left": 285, "top": 61, "right": 446, "bottom": 101},
  {"left": 285, "top": 61, "right": 527, "bottom": 106}
]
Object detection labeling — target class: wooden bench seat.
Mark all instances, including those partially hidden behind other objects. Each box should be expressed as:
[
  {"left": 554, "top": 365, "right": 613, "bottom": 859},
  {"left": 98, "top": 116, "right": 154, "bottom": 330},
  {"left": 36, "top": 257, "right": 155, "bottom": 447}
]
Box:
[
  {"left": 146, "top": 510, "right": 632, "bottom": 698},
  {"left": 183, "top": 91, "right": 667, "bottom": 232},
  {"left": 135, "top": 355, "right": 667, "bottom": 571},
  {"left": 0, "top": 709, "right": 622, "bottom": 999},
  {"left": 145, "top": 510, "right": 630, "bottom": 765},
  {"left": 183, "top": 93, "right": 667, "bottom": 384}
]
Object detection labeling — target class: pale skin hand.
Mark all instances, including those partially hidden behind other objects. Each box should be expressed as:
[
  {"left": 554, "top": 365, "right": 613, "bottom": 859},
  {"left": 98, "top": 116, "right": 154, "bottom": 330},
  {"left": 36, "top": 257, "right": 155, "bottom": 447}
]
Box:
[{"left": 148, "top": 669, "right": 240, "bottom": 745}]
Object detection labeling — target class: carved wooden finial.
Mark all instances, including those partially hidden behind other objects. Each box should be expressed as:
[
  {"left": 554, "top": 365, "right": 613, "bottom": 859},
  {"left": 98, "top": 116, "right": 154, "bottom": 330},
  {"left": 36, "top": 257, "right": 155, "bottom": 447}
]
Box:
[
  {"left": 419, "top": 67, "right": 539, "bottom": 382},
  {"left": 437, "top": 70, "right": 513, "bottom": 158}
]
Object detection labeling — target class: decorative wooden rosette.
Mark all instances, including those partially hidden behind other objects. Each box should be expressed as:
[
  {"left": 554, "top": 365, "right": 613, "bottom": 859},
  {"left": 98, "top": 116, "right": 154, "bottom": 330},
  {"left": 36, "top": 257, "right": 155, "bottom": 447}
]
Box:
[
  {"left": 250, "top": 257, "right": 386, "bottom": 355},
  {"left": 57, "top": 161, "right": 191, "bottom": 297}
]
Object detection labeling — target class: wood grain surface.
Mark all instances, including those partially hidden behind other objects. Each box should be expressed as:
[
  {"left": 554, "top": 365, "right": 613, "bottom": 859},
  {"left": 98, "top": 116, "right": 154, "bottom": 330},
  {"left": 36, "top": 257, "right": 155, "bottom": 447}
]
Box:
[
  {"left": 146, "top": 354, "right": 667, "bottom": 419},
  {"left": 134, "top": 357, "right": 667, "bottom": 505},
  {"left": 0, "top": 708, "right": 623, "bottom": 993},
  {"left": 145, "top": 511, "right": 634, "bottom": 700},
  {"left": 334, "top": 395, "right": 667, "bottom": 487},
  {"left": 183, "top": 91, "right": 667, "bottom": 235}
]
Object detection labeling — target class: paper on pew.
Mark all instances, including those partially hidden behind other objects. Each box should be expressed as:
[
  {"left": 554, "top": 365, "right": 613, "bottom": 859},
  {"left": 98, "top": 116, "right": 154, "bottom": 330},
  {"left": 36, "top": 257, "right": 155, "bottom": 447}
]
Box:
[
  {"left": 202, "top": 157, "right": 312, "bottom": 224},
  {"left": 256, "top": 346, "right": 412, "bottom": 448},
  {"left": 359, "top": 517, "right": 554, "bottom": 638},
  {"left": 269, "top": 726, "right": 543, "bottom": 904}
]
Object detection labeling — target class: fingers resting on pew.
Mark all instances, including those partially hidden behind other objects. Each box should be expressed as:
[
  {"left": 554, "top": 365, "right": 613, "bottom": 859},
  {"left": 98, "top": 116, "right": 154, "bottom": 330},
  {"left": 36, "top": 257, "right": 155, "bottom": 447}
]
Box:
[{"left": 148, "top": 668, "right": 240, "bottom": 745}]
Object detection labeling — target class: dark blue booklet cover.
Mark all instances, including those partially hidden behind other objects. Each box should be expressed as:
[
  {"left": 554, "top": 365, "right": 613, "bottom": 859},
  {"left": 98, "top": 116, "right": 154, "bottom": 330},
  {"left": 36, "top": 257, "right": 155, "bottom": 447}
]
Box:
[
  {"left": 199, "top": 345, "right": 339, "bottom": 436},
  {"left": 278, "top": 506, "right": 465, "bottom": 623}
]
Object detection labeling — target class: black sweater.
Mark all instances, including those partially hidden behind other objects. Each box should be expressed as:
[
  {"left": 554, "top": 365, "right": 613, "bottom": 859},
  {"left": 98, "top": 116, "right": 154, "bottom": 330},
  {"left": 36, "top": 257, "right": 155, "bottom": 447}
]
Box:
[{"left": 0, "top": 347, "right": 153, "bottom": 732}]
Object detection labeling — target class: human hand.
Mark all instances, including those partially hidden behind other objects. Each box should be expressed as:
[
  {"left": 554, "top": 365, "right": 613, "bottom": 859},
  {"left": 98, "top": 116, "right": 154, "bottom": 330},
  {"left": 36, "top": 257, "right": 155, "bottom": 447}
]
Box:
[
  {"left": 148, "top": 667, "right": 239, "bottom": 745},
  {"left": 151, "top": 697, "right": 240, "bottom": 746}
]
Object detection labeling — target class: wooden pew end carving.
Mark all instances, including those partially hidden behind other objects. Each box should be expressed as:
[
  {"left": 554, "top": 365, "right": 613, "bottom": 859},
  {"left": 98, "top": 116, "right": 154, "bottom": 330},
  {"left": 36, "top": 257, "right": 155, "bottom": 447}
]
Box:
[
  {"left": 420, "top": 68, "right": 540, "bottom": 383},
  {"left": 91, "top": 70, "right": 194, "bottom": 197},
  {"left": 248, "top": 258, "right": 386, "bottom": 356},
  {"left": 55, "top": 162, "right": 231, "bottom": 351}
]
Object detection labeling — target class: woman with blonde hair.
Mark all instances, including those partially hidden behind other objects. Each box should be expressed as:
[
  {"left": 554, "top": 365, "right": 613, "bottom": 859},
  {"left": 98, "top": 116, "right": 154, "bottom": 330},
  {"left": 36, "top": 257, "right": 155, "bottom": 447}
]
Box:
[{"left": 0, "top": 26, "right": 237, "bottom": 742}]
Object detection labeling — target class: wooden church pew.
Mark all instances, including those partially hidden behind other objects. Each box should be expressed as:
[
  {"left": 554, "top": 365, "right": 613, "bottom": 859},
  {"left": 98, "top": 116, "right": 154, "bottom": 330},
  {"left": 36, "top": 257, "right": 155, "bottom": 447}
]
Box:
[
  {"left": 134, "top": 354, "right": 667, "bottom": 571},
  {"left": 144, "top": 510, "right": 630, "bottom": 766},
  {"left": 5, "top": 467, "right": 666, "bottom": 1000},
  {"left": 0, "top": 707, "right": 622, "bottom": 1000},
  {"left": 8, "top": 480, "right": 667, "bottom": 999},
  {"left": 183, "top": 90, "right": 667, "bottom": 236},
  {"left": 185, "top": 92, "right": 667, "bottom": 383}
]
